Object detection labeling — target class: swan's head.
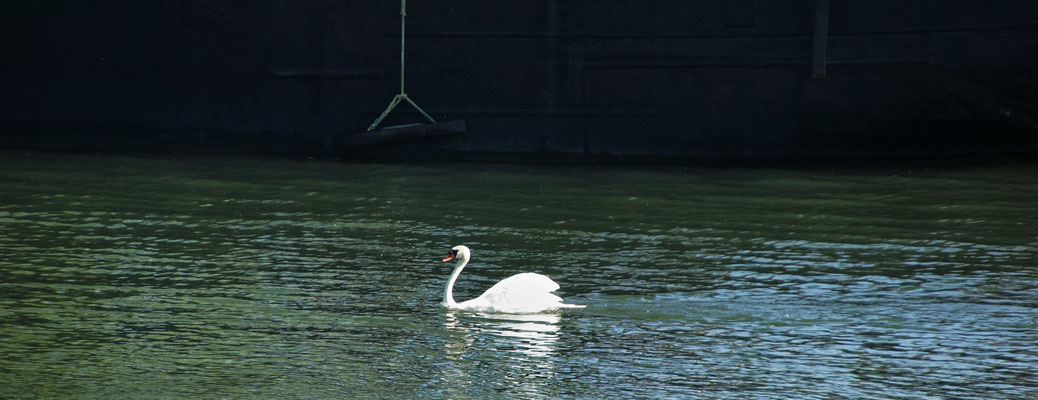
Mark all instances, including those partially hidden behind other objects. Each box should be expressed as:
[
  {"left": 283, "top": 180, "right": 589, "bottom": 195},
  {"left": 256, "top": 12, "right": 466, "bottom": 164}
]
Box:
[{"left": 442, "top": 245, "right": 470, "bottom": 263}]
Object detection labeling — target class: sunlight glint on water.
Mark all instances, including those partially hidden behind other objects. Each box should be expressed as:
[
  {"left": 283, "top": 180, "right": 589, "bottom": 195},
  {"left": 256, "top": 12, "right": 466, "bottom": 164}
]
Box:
[{"left": 1, "top": 152, "right": 1036, "bottom": 399}]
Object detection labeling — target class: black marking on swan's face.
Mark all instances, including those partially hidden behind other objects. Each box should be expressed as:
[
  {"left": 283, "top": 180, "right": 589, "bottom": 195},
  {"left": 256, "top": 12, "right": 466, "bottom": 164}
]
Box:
[{"left": 442, "top": 249, "right": 459, "bottom": 262}]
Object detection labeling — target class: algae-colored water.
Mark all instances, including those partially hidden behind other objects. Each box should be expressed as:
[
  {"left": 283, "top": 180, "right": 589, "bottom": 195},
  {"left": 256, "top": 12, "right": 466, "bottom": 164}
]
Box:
[{"left": 1, "top": 152, "right": 1036, "bottom": 399}]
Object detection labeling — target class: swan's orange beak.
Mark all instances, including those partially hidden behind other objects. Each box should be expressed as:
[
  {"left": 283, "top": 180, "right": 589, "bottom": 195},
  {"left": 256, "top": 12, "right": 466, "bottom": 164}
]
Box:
[{"left": 442, "top": 249, "right": 458, "bottom": 262}]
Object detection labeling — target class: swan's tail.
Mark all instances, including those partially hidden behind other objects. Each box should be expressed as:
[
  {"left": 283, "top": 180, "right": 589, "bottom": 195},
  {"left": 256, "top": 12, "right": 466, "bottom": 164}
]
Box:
[{"left": 557, "top": 303, "right": 586, "bottom": 309}]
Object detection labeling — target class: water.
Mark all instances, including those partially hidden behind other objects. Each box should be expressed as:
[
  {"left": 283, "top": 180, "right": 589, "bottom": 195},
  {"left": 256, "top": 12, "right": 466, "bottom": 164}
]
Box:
[{"left": 1, "top": 151, "right": 1036, "bottom": 399}]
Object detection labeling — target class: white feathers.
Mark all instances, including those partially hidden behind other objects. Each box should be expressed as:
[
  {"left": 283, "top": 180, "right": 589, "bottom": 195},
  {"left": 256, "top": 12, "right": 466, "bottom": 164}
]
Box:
[{"left": 442, "top": 245, "right": 584, "bottom": 314}]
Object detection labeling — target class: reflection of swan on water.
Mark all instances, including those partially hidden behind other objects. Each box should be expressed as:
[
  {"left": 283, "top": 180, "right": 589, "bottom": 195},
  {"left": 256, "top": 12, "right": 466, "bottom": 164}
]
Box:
[
  {"left": 441, "top": 245, "right": 584, "bottom": 313},
  {"left": 440, "top": 312, "right": 561, "bottom": 398},
  {"left": 444, "top": 309, "right": 560, "bottom": 359},
  {"left": 477, "top": 313, "right": 560, "bottom": 358}
]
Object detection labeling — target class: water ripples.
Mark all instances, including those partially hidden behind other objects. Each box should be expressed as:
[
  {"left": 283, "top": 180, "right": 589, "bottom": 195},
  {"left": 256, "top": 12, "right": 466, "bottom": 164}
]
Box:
[{"left": 1, "top": 153, "right": 1036, "bottom": 398}]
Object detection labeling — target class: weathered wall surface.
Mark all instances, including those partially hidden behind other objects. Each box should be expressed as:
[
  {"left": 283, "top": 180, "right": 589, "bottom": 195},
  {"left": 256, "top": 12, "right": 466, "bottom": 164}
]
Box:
[{"left": 2, "top": 1, "right": 1037, "bottom": 159}]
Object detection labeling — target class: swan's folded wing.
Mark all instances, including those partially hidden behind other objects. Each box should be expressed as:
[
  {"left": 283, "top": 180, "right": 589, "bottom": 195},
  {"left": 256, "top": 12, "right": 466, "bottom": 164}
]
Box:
[
  {"left": 489, "top": 272, "right": 560, "bottom": 294},
  {"left": 471, "top": 273, "right": 565, "bottom": 313}
]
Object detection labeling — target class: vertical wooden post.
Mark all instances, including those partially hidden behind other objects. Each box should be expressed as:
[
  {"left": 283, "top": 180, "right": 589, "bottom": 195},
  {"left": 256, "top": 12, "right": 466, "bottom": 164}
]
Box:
[{"left": 812, "top": 0, "right": 830, "bottom": 79}]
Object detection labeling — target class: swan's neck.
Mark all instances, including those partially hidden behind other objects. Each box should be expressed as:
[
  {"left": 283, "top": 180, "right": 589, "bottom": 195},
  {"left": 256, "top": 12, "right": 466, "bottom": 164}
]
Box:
[{"left": 443, "top": 256, "right": 468, "bottom": 307}]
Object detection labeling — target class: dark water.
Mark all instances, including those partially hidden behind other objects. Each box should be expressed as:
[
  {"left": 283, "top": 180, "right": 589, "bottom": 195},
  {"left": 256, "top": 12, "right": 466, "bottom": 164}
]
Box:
[{"left": 1, "top": 151, "right": 1036, "bottom": 399}]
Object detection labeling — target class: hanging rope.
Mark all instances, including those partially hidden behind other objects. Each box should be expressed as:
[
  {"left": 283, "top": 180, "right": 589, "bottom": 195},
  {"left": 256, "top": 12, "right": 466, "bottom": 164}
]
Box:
[{"left": 368, "top": 0, "right": 436, "bottom": 131}]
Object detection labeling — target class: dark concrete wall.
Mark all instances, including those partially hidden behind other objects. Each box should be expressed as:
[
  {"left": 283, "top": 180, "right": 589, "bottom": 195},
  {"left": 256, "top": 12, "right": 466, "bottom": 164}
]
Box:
[{"left": 2, "top": 1, "right": 1037, "bottom": 158}]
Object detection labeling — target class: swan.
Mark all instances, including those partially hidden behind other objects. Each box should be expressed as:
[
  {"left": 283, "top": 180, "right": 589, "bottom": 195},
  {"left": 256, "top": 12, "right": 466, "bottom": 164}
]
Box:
[{"left": 441, "top": 245, "right": 584, "bottom": 313}]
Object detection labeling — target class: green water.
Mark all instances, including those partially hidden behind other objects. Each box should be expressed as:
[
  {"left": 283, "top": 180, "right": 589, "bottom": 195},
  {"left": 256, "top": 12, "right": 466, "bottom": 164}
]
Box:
[{"left": 1, "top": 152, "right": 1036, "bottom": 399}]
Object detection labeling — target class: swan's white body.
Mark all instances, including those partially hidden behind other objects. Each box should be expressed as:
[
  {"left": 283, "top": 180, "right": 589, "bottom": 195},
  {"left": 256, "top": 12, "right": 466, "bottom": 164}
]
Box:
[{"left": 442, "top": 245, "right": 584, "bottom": 313}]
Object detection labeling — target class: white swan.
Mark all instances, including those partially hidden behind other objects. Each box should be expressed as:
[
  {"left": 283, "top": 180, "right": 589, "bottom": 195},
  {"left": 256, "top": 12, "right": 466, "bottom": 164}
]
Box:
[{"left": 441, "top": 245, "right": 584, "bottom": 313}]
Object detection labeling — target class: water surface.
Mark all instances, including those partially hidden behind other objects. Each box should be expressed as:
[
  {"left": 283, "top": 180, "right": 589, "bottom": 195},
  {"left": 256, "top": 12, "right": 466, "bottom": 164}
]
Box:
[{"left": 1, "top": 152, "right": 1036, "bottom": 398}]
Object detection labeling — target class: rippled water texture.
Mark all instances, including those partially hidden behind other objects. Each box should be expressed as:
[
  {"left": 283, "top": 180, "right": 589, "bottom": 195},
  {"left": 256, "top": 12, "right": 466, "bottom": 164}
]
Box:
[{"left": 1, "top": 152, "right": 1037, "bottom": 399}]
